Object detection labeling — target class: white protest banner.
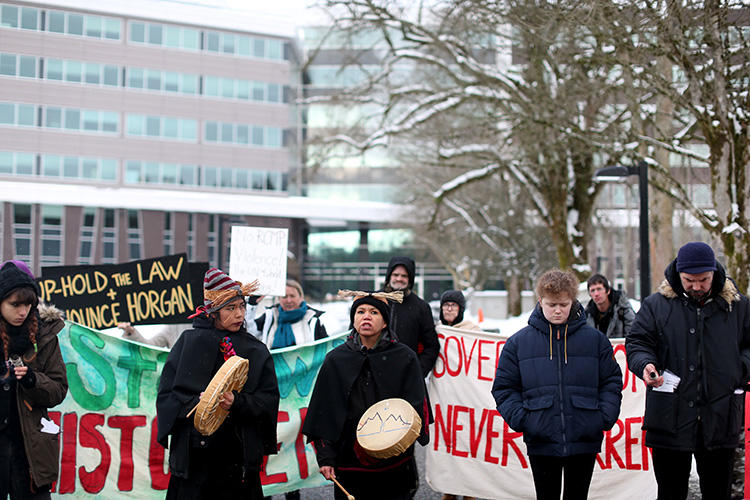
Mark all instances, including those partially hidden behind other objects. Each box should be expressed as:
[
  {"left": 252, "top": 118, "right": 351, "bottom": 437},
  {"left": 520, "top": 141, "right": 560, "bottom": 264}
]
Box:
[
  {"left": 229, "top": 226, "right": 288, "bottom": 296},
  {"left": 425, "top": 325, "right": 657, "bottom": 500}
]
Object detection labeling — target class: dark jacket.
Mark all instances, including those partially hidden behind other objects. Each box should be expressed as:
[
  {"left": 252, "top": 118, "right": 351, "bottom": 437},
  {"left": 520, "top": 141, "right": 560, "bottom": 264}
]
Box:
[
  {"left": 383, "top": 256, "right": 439, "bottom": 377},
  {"left": 585, "top": 289, "right": 635, "bottom": 338},
  {"left": 492, "top": 302, "right": 622, "bottom": 457},
  {"left": 156, "top": 314, "right": 280, "bottom": 478},
  {"left": 626, "top": 260, "right": 750, "bottom": 450},
  {"left": 16, "top": 303, "right": 69, "bottom": 488},
  {"left": 303, "top": 329, "right": 428, "bottom": 498}
]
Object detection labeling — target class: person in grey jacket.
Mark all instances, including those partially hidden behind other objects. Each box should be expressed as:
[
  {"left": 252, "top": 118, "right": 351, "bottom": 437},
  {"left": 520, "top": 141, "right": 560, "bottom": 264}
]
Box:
[
  {"left": 585, "top": 274, "right": 635, "bottom": 339},
  {"left": 626, "top": 242, "right": 750, "bottom": 500}
]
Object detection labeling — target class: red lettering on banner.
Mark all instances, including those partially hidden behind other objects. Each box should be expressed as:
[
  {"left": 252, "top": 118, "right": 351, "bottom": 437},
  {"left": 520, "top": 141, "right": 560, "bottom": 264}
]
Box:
[
  {"left": 108, "top": 415, "right": 147, "bottom": 491},
  {"left": 597, "top": 420, "right": 625, "bottom": 470},
  {"left": 261, "top": 411, "right": 289, "bottom": 485},
  {"left": 433, "top": 333, "right": 446, "bottom": 378},
  {"left": 445, "top": 336, "right": 462, "bottom": 377},
  {"left": 433, "top": 403, "right": 452, "bottom": 452},
  {"left": 502, "top": 421, "right": 526, "bottom": 467},
  {"left": 613, "top": 344, "right": 638, "bottom": 393},
  {"left": 79, "top": 413, "right": 111, "bottom": 493},
  {"left": 484, "top": 409, "right": 501, "bottom": 464},
  {"left": 59, "top": 412, "right": 78, "bottom": 493},
  {"left": 48, "top": 411, "right": 61, "bottom": 493},
  {"left": 452, "top": 405, "right": 469, "bottom": 457},
  {"left": 295, "top": 408, "right": 309, "bottom": 479},
  {"left": 625, "top": 417, "right": 643, "bottom": 470},
  {"left": 461, "top": 337, "right": 478, "bottom": 376},
  {"left": 435, "top": 333, "right": 507, "bottom": 381},
  {"left": 477, "top": 340, "right": 494, "bottom": 381},
  {"left": 469, "top": 408, "right": 489, "bottom": 457},
  {"left": 148, "top": 416, "right": 170, "bottom": 489}
]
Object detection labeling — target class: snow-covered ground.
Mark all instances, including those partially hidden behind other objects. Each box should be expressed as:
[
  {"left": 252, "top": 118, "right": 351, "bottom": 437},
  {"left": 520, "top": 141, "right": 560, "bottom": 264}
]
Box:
[{"left": 104, "top": 295, "right": 642, "bottom": 341}]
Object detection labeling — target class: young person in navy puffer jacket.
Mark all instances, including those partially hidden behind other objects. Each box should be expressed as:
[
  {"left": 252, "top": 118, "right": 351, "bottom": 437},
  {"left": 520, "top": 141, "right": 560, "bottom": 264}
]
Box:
[{"left": 492, "top": 269, "right": 622, "bottom": 500}]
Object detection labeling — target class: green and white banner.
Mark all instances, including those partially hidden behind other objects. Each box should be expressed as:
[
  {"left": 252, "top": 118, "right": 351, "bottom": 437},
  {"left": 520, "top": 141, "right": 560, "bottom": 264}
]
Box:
[{"left": 50, "top": 321, "right": 345, "bottom": 498}]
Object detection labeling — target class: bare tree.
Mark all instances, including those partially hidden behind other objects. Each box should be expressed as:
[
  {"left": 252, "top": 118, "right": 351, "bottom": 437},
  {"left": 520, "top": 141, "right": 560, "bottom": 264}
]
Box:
[
  {"left": 600, "top": 0, "right": 750, "bottom": 289},
  {"left": 306, "top": 0, "right": 634, "bottom": 283},
  {"left": 307, "top": 0, "right": 750, "bottom": 290}
]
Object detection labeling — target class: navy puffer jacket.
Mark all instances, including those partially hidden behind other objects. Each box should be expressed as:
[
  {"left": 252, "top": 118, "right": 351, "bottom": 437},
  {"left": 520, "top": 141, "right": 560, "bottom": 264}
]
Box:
[{"left": 492, "top": 302, "right": 622, "bottom": 457}]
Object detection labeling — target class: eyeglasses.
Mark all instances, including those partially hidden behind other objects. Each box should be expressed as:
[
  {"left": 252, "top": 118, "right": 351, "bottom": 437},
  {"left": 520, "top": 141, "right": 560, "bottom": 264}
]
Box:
[{"left": 442, "top": 303, "right": 459, "bottom": 310}]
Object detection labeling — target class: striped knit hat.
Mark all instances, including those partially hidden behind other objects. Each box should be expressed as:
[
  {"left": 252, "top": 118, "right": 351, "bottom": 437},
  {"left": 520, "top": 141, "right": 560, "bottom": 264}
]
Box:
[{"left": 191, "top": 267, "right": 259, "bottom": 317}]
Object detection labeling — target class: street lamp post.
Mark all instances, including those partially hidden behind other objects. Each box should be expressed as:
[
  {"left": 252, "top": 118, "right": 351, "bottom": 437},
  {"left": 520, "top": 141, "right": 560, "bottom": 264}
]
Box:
[{"left": 593, "top": 160, "right": 650, "bottom": 300}]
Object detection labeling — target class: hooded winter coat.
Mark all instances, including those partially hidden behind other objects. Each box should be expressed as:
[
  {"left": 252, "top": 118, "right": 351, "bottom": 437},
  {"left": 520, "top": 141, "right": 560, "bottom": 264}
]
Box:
[
  {"left": 492, "top": 302, "right": 622, "bottom": 457},
  {"left": 383, "top": 256, "right": 439, "bottom": 377},
  {"left": 626, "top": 260, "right": 750, "bottom": 451},
  {"left": 14, "top": 303, "right": 68, "bottom": 488},
  {"left": 585, "top": 289, "right": 635, "bottom": 338}
]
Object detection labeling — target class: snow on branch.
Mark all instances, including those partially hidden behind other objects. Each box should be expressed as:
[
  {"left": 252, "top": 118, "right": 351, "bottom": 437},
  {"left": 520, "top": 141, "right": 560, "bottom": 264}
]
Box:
[
  {"left": 433, "top": 164, "right": 500, "bottom": 200},
  {"left": 443, "top": 198, "right": 503, "bottom": 253}
]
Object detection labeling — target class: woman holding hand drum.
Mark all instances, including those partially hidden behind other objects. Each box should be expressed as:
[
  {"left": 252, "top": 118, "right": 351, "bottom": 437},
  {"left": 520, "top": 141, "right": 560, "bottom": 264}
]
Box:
[
  {"left": 156, "top": 268, "right": 280, "bottom": 500},
  {"left": 303, "top": 290, "right": 429, "bottom": 500}
]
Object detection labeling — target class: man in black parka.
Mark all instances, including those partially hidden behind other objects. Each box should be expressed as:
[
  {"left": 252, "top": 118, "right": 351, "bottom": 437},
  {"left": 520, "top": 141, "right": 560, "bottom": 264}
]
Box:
[
  {"left": 382, "top": 256, "right": 439, "bottom": 377},
  {"left": 626, "top": 242, "right": 750, "bottom": 500}
]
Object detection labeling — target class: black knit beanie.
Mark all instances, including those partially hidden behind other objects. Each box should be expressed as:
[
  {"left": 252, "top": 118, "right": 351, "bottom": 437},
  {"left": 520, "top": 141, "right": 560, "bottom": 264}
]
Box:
[
  {"left": 350, "top": 295, "right": 390, "bottom": 326},
  {"left": 0, "top": 261, "right": 40, "bottom": 301},
  {"left": 440, "top": 290, "right": 466, "bottom": 326}
]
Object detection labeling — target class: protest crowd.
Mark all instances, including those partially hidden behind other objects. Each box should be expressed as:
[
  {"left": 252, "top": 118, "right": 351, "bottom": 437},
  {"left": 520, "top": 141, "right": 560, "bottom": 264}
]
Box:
[{"left": 1, "top": 239, "right": 749, "bottom": 500}]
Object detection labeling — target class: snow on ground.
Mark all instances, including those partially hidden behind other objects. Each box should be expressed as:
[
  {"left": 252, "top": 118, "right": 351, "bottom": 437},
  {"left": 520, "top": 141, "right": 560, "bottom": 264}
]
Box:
[{"left": 101, "top": 294, "right": 642, "bottom": 341}]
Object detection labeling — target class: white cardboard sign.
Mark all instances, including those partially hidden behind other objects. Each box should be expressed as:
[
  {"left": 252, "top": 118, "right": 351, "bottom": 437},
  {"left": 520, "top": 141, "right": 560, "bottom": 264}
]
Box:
[{"left": 229, "top": 226, "right": 288, "bottom": 296}]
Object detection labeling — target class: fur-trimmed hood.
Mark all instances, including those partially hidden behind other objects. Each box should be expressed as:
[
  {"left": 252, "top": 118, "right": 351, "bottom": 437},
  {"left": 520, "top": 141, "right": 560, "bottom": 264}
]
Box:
[
  {"left": 658, "top": 258, "right": 740, "bottom": 310},
  {"left": 38, "top": 302, "right": 65, "bottom": 323},
  {"left": 37, "top": 302, "right": 66, "bottom": 340}
]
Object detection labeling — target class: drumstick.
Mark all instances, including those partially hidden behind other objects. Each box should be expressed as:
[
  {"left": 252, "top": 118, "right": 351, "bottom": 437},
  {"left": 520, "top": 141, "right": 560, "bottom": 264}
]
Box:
[{"left": 330, "top": 477, "right": 355, "bottom": 500}]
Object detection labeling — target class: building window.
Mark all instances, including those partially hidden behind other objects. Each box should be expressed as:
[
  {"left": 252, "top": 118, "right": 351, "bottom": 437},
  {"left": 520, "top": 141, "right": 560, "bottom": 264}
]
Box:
[
  {"left": 78, "top": 206, "right": 96, "bottom": 265},
  {"left": 44, "top": 9, "right": 120, "bottom": 40},
  {"left": 126, "top": 114, "right": 197, "bottom": 142},
  {"left": 38, "top": 154, "right": 117, "bottom": 182},
  {"left": 163, "top": 212, "right": 173, "bottom": 255},
  {"left": 127, "top": 210, "right": 142, "bottom": 260},
  {"left": 40, "top": 205, "right": 63, "bottom": 266},
  {"left": 12, "top": 203, "right": 32, "bottom": 261},
  {"left": 204, "top": 121, "right": 283, "bottom": 148},
  {"left": 0, "top": 53, "right": 38, "bottom": 78},
  {"left": 44, "top": 57, "right": 120, "bottom": 87},
  {"left": 1, "top": 4, "right": 39, "bottom": 30},
  {"left": 0, "top": 102, "right": 36, "bottom": 127},
  {"left": 102, "top": 208, "right": 116, "bottom": 263},
  {"left": 203, "top": 31, "right": 287, "bottom": 61},
  {"left": 0, "top": 151, "right": 35, "bottom": 176},
  {"left": 125, "top": 67, "right": 199, "bottom": 95},
  {"left": 207, "top": 215, "right": 217, "bottom": 267},
  {"left": 187, "top": 214, "right": 194, "bottom": 261},
  {"left": 128, "top": 21, "right": 199, "bottom": 51}
]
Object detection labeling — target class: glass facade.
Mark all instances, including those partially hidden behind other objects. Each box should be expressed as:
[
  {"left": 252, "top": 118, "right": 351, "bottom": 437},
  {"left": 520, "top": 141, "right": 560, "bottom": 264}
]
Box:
[
  {"left": 0, "top": 1, "right": 301, "bottom": 272},
  {"left": 125, "top": 114, "right": 197, "bottom": 142}
]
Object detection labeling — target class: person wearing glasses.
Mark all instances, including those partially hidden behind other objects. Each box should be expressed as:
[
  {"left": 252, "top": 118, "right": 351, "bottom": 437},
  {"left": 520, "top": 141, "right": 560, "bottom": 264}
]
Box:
[{"left": 438, "top": 290, "right": 480, "bottom": 331}]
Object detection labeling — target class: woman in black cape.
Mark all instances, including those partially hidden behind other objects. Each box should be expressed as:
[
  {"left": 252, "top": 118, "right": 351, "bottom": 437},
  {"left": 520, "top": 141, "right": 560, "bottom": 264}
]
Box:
[
  {"left": 156, "top": 268, "right": 280, "bottom": 500},
  {"left": 303, "top": 291, "right": 430, "bottom": 500}
]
